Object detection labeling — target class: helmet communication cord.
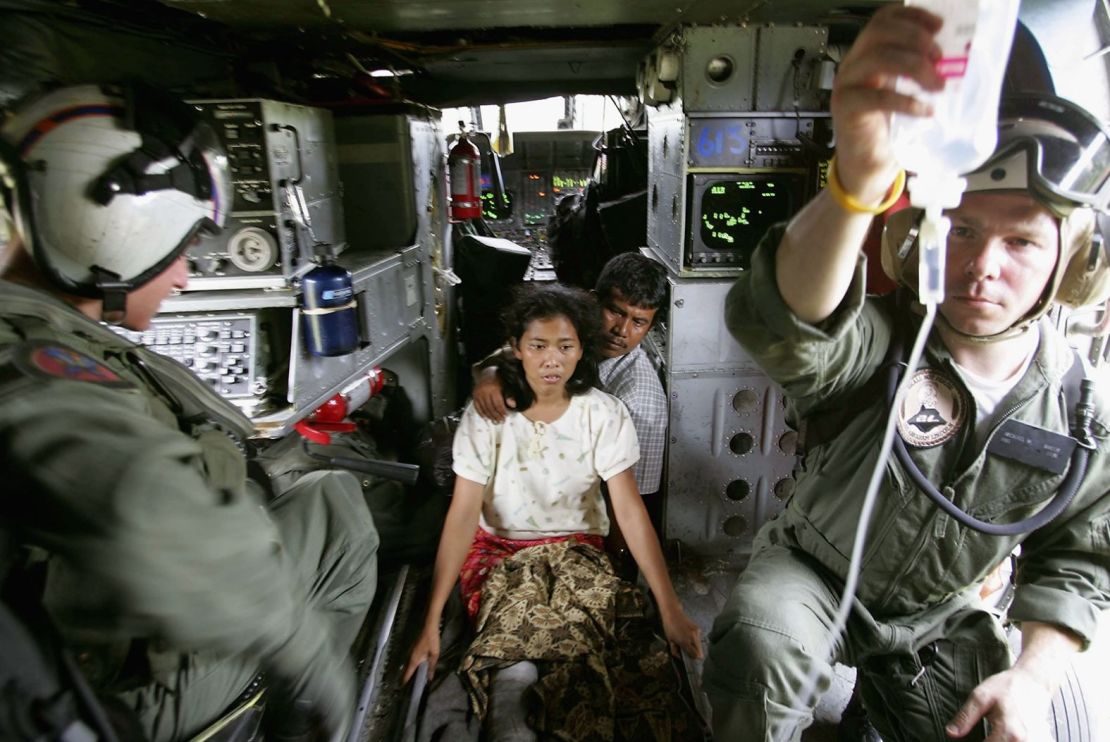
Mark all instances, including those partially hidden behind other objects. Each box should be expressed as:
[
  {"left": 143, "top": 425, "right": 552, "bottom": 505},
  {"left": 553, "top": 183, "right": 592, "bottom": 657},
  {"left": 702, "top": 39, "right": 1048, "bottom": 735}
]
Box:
[
  {"left": 785, "top": 286, "right": 1096, "bottom": 738},
  {"left": 884, "top": 289, "right": 1095, "bottom": 536}
]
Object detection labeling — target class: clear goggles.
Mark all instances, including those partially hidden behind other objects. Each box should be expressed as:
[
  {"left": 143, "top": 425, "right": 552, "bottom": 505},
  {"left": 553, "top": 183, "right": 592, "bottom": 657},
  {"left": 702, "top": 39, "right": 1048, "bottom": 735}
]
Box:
[{"left": 967, "top": 95, "right": 1110, "bottom": 214}]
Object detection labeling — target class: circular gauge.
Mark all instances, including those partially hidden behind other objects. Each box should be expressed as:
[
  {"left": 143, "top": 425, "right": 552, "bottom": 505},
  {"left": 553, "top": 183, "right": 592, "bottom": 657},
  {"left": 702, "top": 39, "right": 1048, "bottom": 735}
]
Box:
[{"left": 227, "top": 227, "right": 278, "bottom": 272}]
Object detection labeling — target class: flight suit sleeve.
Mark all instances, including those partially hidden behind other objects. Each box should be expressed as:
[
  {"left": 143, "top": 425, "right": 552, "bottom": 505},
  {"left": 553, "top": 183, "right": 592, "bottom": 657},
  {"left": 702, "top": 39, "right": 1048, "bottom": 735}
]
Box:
[
  {"left": 723, "top": 225, "right": 895, "bottom": 418},
  {"left": 0, "top": 379, "right": 347, "bottom": 698},
  {"left": 1009, "top": 441, "right": 1110, "bottom": 648}
]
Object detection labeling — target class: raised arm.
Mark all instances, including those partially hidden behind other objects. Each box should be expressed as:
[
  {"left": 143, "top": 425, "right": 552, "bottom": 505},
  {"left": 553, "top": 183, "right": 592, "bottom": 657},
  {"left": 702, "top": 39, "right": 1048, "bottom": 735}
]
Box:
[{"left": 777, "top": 5, "right": 943, "bottom": 323}]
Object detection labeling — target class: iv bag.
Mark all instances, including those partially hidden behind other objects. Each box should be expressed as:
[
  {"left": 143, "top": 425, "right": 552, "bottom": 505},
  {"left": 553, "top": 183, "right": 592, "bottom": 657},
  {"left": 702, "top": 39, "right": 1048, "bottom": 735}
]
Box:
[
  {"left": 889, "top": 0, "right": 1021, "bottom": 304},
  {"left": 889, "top": 0, "right": 1022, "bottom": 183}
]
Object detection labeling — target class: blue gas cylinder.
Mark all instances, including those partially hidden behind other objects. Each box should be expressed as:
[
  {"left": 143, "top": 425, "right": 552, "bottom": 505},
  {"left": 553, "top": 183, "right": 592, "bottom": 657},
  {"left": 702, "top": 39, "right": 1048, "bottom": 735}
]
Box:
[{"left": 301, "top": 261, "right": 359, "bottom": 357}]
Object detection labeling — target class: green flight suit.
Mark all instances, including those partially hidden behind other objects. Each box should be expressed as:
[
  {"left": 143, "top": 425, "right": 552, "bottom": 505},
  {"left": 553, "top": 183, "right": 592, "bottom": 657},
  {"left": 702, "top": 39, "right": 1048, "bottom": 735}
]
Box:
[
  {"left": 0, "top": 280, "right": 379, "bottom": 741},
  {"left": 702, "top": 228, "right": 1110, "bottom": 741}
]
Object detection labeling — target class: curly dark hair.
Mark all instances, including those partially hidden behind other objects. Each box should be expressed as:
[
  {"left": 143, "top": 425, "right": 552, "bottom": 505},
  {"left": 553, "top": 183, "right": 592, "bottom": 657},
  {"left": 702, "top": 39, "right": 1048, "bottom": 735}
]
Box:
[{"left": 498, "top": 283, "right": 602, "bottom": 410}]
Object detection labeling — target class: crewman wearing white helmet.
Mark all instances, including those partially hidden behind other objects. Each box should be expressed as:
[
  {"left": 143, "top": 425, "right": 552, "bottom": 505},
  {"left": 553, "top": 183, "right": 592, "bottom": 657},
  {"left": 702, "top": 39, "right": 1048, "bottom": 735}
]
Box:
[
  {"left": 703, "top": 6, "right": 1110, "bottom": 741},
  {"left": 0, "top": 84, "right": 378, "bottom": 741}
]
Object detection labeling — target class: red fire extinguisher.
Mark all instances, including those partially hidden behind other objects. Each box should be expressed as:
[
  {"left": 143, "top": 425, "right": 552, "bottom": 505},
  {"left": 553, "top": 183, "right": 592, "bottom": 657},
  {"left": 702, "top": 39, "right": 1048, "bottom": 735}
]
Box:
[
  {"left": 448, "top": 121, "right": 482, "bottom": 221},
  {"left": 293, "top": 368, "right": 386, "bottom": 444},
  {"left": 292, "top": 367, "right": 421, "bottom": 486}
]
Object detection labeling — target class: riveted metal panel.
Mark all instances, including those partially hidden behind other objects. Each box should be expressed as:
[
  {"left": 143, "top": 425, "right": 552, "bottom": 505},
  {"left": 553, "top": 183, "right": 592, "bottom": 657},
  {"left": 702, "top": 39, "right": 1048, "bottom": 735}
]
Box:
[
  {"left": 647, "top": 107, "right": 687, "bottom": 273},
  {"left": 663, "top": 372, "right": 795, "bottom": 565},
  {"left": 678, "top": 26, "right": 758, "bottom": 113},
  {"left": 408, "top": 114, "right": 455, "bottom": 418},
  {"left": 754, "top": 25, "right": 829, "bottom": 112},
  {"left": 354, "top": 246, "right": 425, "bottom": 351},
  {"left": 665, "top": 274, "right": 763, "bottom": 372}
]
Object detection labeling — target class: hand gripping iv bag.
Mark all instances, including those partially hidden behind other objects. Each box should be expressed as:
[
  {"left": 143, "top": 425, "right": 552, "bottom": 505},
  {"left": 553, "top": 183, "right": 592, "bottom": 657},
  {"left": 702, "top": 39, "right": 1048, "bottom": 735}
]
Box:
[{"left": 888, "top": 0, "right": 1022, "bottom": 304}]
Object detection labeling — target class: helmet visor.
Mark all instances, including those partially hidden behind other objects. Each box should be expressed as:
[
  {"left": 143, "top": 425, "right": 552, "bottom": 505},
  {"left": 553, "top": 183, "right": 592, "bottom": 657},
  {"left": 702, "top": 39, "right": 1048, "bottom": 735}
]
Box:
[
  {"left": 125, "top": 84, "right": 231, "bottom": 217},
  {"left": 187, "top": 118, "right": 232, "bottom": 226},
  {"left": 990, "top": 96, "right": 1110, "bottom": 212}
]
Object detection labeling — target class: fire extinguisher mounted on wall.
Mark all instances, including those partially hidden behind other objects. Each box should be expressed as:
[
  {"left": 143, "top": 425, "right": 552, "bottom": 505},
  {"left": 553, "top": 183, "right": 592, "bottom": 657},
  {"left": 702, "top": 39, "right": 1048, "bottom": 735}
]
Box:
[{"left": 448, "top": 120, "right": 482, "bottom": 222}]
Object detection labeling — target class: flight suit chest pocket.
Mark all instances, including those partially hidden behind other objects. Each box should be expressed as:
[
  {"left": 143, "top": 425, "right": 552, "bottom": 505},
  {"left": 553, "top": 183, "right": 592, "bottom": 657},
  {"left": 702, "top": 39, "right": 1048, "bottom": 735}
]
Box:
[{"left": 195, "top": 428, "right": 247, "bottom": 498}]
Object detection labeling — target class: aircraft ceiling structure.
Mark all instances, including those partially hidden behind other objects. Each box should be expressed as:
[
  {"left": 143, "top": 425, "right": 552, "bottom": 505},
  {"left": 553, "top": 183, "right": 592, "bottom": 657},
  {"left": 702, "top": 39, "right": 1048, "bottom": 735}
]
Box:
[{"left": 146, "top": 0, "right": 888, "bottom": 105}]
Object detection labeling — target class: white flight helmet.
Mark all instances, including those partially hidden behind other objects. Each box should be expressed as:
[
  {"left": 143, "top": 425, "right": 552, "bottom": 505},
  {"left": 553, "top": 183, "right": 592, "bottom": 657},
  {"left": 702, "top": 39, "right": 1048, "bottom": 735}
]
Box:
[
  {"left": 0, "top": 84, "right": 230, "bottom": 320},
  {"left": 882, "top": 94, "right": 1110, "bottom": 343}
]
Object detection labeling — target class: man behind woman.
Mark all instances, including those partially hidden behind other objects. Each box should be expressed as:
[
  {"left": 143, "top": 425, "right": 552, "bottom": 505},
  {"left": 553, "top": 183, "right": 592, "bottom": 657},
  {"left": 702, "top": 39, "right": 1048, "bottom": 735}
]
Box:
[{"left": 405, "top": 282, "right": 699, "bottom": 740}]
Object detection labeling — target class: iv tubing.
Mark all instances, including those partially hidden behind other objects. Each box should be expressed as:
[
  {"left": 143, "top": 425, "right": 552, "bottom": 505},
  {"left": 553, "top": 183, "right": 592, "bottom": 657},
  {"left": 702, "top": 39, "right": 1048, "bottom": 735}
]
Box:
[{"left": 780, "top": 301, "right": 938, "bottom": 741}]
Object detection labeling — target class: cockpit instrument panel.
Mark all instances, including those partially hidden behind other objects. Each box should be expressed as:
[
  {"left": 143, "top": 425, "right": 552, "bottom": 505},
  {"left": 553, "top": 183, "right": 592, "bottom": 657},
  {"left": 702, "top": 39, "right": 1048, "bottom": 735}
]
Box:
[{"left": 479, "top": 131, "right": 598, "bottom": 249}]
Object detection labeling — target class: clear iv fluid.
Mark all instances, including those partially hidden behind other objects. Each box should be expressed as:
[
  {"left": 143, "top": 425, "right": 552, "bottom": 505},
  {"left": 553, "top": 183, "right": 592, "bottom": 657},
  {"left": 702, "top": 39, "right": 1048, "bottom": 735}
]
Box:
[
  {"left": 891, "top": 110, "right": 981, "bottom": 181},
  {"left": 889, "top": 70, "right": 1004, "bottom": 182},
  {"left": 890, "top": 0, "right": 1021, "bottom": 177},
  {"left": 888, "top": 0, "right": 1022, "bottom": 304}
]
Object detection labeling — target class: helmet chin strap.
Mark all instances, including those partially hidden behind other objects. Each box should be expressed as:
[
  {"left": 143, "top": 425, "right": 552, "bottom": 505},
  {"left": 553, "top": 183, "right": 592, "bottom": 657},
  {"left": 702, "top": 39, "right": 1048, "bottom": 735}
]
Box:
[
  {"left": 92, "top": 265, "right": 128, "bottom": 325},
  {"left": 925, "top": 303, "right": 1043, "bottom": 344},
  {"left": 903, "top": 211, "right": 1064, "bottom": 345}
]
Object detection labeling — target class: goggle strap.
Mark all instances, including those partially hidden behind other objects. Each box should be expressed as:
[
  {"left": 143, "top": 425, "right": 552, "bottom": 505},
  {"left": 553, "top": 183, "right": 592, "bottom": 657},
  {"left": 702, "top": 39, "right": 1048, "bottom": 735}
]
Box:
[{"left": 91, "top": 134, "right": 210, "bottom": 204}]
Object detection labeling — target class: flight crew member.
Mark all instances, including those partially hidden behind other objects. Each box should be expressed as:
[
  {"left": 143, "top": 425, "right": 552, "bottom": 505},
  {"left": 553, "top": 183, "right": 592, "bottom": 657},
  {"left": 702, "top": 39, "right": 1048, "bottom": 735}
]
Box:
[
  {"left": 702, "top": 6, "right": 1110, "bottom": 742},
  {"left": 0, "top": 85, "right": 378, "bottom": 741},
  {"left": 473, "top": 252, "right": 669, "bottom": 498}
]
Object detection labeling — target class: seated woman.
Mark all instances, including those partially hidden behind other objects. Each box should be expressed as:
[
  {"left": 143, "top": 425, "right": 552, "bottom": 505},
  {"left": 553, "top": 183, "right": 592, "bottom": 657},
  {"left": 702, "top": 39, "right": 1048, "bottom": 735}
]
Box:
[{"left": 404, "top": 283, "right": 700, "bottom": 741}]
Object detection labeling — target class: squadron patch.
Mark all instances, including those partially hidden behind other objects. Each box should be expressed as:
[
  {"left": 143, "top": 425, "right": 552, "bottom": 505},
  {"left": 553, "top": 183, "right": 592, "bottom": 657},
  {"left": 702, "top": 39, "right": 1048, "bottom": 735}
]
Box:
[
  {"left": 11, "top": 340, "right": 134, "bottom": 389},
  {"left": 896, "top": 369, "right": 967, "bottom": 447}
]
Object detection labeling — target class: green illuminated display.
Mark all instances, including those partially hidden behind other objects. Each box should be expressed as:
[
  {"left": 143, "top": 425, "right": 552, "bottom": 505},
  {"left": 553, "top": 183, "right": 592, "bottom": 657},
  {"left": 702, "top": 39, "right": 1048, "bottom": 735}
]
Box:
[
  {"left": 552, "top": 174, "right": 589, "bottom": 190},
  {"left": 481, "top": 189, "right": 514, "bottom": 221},
  {"left": 698, "top": 177, "right": 796, "bottom": 259},
  {"left": 519, "top": 170, "right": 590, "bottom": 226}
]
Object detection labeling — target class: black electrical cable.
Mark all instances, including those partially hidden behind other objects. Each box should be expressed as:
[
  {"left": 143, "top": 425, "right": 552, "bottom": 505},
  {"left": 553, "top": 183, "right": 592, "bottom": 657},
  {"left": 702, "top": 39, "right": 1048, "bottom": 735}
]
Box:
[
  {"left": 885, "top": 329, "right": 1095, "bottom": 536},
  {"left": 301, "top": 438, "right": 421, "bottom": 486}
]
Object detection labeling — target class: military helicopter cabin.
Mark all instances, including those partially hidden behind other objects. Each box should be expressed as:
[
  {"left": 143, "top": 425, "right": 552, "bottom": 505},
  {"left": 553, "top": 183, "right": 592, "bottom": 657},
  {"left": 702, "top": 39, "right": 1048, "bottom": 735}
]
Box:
[{"left": 1, "top": 0, "right": 1108, "bottom": 740}]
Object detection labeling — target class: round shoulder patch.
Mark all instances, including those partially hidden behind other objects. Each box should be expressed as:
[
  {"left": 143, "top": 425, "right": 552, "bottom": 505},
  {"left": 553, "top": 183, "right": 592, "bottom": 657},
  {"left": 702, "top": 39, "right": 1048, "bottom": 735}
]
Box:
[
  {"left": 896, "top": 369, "right": 967, "bottom": 447},
  {"left": 12, "top": 340, "right": 135, "bottom": 389}
]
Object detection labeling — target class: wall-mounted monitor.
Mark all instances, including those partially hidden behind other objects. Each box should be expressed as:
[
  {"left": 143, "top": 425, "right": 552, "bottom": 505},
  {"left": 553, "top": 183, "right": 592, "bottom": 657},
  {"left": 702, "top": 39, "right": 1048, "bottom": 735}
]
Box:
[{"left": 686, "top": 171, "right": 806, "bottom": 269}]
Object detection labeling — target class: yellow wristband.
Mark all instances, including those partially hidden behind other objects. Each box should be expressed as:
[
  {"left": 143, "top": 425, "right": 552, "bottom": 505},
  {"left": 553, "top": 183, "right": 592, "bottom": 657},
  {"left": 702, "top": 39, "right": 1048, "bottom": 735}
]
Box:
[{"left": 826, "top": 155, "right": 906, "bottom": 215}]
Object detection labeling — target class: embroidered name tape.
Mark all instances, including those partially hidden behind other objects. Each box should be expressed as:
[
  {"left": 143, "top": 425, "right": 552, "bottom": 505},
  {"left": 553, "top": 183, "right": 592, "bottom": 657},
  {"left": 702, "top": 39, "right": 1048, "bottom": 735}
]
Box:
[{"left": 987, "top": 419, "right": 1077, "bottom": 476}]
